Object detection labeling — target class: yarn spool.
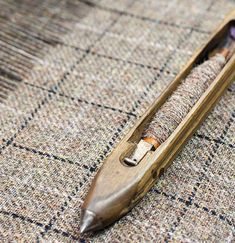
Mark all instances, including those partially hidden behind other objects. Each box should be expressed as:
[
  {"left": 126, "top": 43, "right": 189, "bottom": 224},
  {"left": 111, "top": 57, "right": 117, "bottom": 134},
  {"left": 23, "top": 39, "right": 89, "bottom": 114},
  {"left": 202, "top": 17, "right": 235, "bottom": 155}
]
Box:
[{"left": 143, "top": 54, "right": 226, "bottom": 144}]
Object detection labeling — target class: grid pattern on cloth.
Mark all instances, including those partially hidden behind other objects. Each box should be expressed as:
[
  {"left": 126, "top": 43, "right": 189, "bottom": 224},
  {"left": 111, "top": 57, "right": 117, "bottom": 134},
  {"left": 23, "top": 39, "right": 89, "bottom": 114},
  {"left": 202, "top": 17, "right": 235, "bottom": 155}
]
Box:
[{"left": 0, "top": 0, "right": 234, "bottom": 242}]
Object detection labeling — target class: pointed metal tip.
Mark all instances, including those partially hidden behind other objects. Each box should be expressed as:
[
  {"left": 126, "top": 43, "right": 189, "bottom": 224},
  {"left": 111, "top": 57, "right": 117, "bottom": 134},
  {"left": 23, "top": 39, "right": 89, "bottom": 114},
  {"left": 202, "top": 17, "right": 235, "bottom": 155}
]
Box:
[
  {"left": 79, "top": 221, "right": 89, "bottom": 234},
  {"left": 80, "top": 209, "right": 103, "bottom": 234}
]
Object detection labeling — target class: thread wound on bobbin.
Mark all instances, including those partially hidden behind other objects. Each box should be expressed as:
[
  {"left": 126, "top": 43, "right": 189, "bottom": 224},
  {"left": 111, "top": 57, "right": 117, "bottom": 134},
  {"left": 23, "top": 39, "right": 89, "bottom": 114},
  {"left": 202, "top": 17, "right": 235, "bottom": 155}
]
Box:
[{"left": 143, "top": 54, "right": 226, "bottom": 143}]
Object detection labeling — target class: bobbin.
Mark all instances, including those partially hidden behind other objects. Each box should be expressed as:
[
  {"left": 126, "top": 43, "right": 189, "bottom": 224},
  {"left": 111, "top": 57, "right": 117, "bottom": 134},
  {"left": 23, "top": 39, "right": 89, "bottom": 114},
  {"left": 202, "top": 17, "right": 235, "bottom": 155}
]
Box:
[{"left": 80, "top": 11, "right": 235, "bottom": 233}]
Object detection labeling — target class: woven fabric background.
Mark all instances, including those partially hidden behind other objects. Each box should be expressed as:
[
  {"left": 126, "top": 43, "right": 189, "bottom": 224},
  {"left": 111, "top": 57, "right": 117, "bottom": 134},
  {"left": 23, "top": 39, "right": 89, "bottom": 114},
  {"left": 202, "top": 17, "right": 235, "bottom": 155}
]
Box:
[{"left": 0, "top": 0, "right": 234, "bottom": 242}]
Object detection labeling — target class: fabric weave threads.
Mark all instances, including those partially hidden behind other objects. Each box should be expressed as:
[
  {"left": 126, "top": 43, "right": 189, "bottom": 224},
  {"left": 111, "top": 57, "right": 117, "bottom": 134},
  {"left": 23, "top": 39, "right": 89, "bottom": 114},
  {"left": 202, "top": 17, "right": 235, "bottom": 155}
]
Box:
[
  {"left": 0, "top": 0, "right": 234, "bottom": 242},
  {"left": 143, "top": 54, "right": 226, "bottom": 143}
]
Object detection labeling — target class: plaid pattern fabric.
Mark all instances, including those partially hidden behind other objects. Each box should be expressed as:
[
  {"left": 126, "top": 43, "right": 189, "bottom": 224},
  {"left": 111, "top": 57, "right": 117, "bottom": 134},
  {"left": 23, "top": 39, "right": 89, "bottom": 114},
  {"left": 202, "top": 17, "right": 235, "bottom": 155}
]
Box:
[{"left": 0, "top": 0, "right": 234, "bottom": 242}]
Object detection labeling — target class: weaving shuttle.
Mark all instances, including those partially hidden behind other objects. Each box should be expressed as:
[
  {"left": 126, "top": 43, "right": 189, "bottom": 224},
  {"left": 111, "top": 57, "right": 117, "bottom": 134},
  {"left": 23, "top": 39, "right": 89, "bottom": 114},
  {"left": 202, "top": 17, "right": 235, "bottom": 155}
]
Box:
[{"left": 80, "top": 11, "right": 235, "bottom": 233}]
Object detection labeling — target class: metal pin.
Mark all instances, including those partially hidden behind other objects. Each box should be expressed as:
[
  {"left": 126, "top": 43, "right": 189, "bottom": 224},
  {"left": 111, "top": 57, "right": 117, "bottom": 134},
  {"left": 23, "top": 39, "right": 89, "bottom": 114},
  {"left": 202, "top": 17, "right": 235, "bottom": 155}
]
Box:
[{"left": 124, "top": 140, "right": 154, "bottom": 166}]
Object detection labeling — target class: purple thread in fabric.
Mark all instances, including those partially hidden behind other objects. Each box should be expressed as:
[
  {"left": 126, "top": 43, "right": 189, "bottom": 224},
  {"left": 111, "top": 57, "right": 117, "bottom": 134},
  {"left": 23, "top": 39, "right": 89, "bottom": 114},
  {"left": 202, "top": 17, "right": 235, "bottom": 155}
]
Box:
[{"left": 230, "top": 26, "right": 235, "bottom": 39}]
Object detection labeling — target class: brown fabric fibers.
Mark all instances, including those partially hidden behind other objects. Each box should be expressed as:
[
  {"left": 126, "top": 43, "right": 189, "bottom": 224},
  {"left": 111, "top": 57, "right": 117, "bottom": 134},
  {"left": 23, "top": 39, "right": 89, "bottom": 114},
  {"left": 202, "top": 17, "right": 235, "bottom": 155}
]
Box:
[
  {"left": 143, "top": 54, "right": 226, "bottom": 143},
  {"left": 0, "top": 0, "right": 234, "bottom": 242}
]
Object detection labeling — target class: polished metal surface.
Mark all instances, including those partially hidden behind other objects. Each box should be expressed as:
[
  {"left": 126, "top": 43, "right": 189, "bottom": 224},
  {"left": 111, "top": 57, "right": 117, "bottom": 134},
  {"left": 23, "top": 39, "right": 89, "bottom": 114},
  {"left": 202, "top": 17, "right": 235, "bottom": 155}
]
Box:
[{"left": 124, "top": 140, "right": 154, "bottom": 166}]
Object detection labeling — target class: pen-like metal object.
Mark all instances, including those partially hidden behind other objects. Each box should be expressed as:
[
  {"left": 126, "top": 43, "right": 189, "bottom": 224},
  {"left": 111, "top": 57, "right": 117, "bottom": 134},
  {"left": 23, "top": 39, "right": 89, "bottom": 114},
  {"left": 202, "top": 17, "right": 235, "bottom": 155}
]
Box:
[{"left": 80, "top": 12, "right": 235, "bottom": 233}]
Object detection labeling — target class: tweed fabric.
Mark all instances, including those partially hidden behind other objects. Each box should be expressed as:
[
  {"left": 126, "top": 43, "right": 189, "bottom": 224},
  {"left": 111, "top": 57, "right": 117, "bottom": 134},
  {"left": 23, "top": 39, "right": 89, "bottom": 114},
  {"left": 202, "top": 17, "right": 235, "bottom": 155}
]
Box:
[
  {"left": 0, "top": 0, "right": 234, "bottom": 242},
  {"left": 144, "top": 54, "right": 226, "bottom": 144}
]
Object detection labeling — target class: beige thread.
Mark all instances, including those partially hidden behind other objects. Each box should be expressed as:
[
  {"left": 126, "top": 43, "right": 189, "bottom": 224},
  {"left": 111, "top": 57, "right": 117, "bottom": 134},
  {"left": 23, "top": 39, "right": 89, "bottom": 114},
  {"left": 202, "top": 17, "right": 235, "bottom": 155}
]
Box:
[{"left": 143, "top": 54, "right": 226, "bottom": 143}]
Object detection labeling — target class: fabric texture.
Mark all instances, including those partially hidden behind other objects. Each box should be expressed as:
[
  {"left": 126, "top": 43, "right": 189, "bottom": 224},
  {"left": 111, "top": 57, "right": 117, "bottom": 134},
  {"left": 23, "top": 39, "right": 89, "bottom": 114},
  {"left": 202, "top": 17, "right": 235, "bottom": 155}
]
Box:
[{"left": 0, "top": 0, "right": 234, "bottom": 242}]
